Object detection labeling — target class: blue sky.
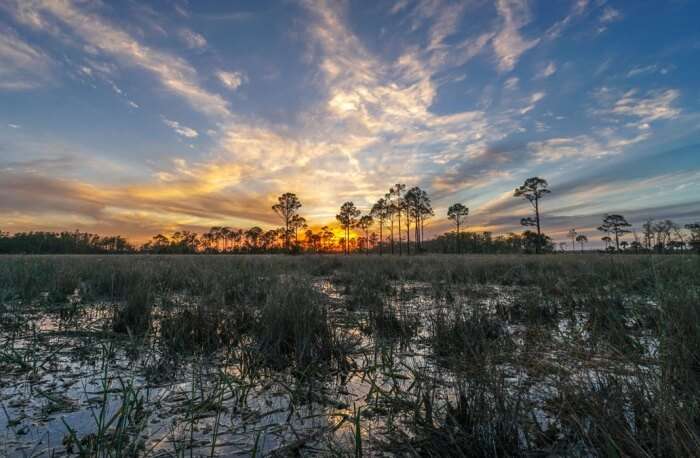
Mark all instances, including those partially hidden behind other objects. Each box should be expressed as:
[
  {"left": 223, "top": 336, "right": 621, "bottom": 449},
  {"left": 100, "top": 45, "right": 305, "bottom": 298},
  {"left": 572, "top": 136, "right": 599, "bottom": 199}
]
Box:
[{"left": 1, "top": 0, "right": 699, "bottom": 244}]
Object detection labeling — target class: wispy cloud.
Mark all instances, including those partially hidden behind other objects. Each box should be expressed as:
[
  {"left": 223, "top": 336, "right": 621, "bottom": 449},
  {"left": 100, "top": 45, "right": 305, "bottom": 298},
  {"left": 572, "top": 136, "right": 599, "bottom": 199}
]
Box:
[
  {"left": 528, "top": 131, "right": 648, "bottom": 163},
  {"left": 492, "top": 0, "right": 540, "bottom": 72},
  {"left": 626, "top": 64, "right": 671, "bottom": 78},
  {"left": 600, "top": 6, "right": 622, "bottom": 24},
  {"left": 597, "top": 6, "right": 623, "bottom": 33},
  {"left": 4, "top": 0, "right": 231, "bottom": 118},
  {"left": 610, "top": 89, "right": 681, "bottom": 124},
  {"left": 178, "top": 28, "right": 207, "bottom": 49},
  {"left": 520, "top": 91, "right": 546, "bottom": 114},
  {"left": 504, "top": 76, "right": 519, "bottom": 90},
  {"left": 162, "top": 118, "right": 198, "bottom": 138},
  {"left": 535, "top": 61, "right": 557, "bottom": 79},
  {"left": 545, "top": 0, "right": 589, "bottom": 40},
  {"left": 0, "top": 28, "right": 54, "bottom": 90},
  {"left": 216, "top": 71, "right": 245, "bottom": 91}
]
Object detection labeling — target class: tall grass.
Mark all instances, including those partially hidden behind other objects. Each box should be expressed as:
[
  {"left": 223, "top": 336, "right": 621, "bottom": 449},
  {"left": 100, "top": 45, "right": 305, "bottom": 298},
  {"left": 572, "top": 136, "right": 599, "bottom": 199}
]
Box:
[{"left": 0, "top": 254, "right": 698, "bottom": 456}]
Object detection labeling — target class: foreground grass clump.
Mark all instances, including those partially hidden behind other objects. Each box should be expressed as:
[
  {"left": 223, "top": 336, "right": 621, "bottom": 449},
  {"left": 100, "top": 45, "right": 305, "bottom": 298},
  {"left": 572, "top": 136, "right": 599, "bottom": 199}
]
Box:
[
  {"left": 159, "top": 304, "right": 240, "bottom": 353},
  {"left": 430, "top": 306, "right": 512, "bottom": 366},
  {"left": 254, "top": 276, "right": 339, "bottom": 369},
  {"left": 0, "top": 254, "right": 698, "bottom": 456},
  {"left": 112, "top": 281, "right": 153, "bottom": 336}
]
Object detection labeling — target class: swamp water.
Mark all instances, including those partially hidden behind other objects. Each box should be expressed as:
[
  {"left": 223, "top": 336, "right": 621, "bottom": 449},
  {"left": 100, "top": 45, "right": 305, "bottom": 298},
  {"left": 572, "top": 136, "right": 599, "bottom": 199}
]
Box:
[{"left": 0, "top": 278, "right": 664, "bottom": 456}]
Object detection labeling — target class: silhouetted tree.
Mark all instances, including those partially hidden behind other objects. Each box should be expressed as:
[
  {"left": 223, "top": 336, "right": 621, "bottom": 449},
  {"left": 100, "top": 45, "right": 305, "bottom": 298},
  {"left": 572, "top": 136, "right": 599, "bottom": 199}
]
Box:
[
  {"left": 384, "top": 191, "right": 395, "bottom": 254},
  {"left": 575, "top": 234, "right": 588, "bottom": 253},
  {"left": 357, "top": 215, "right": 373, "bottom": 255},
  {"left": 390, "top": 184, "right": 406, "bottom": 255},
  {"left": 370, "top": 198, "right": 389, "bottom": 255},
  {"left": 567, "top": 228, "right": 577, "bottom": 252},
  {"left": 244, "top": 227, "right": 263, "bottom": 251},
  {"left": 418, "top": 189, "right": 434, "bottom": 249},
  {"left": 642, "top": 219, "right": 655, "bottom": 250},
  {"left": 321, "top": 226, "right": 335, "bottom": 252},
  {"left": 514, "top": 177, "right": 550, "bottom": 253},
  {"left": 598, "top": 214, "right": 631, "bottom": 251},
  {"left": 652, "top": 220, "right": 674, "bottom": 252},
  {"left": 400, "top": 196, "right": 411, "bottom": 255},
  {"left": 290, "top": 214, "right": 307, "bottom": 247},
  {"left": 405, "top": 186, "right": 428, "bottom": 253},
  {"left": 369, "top": 232, "right": 378, "bottom": 250},
  {"left": 447, "top": 203, "right": 469, "bottom": 254},
  {"left": 232, "top": 228, "right": 243, "bottom": 251},
  {"left": 630, "top": 240, "right": 643, "bottom": 253},
  {"left": 521, "top": 230, "right": 554, "bottom": 253},
  {"left": 336, "top": 201, "right": 360, "bottom": 255},
  {"left": 671, "top": 222, "right": 686, "bottom": 252},
  {"left": 272, "top": 193, "right": 302, "bottom": 252},
  {"left": 685, "top": 222, "right": 700, "bottom": 253}
]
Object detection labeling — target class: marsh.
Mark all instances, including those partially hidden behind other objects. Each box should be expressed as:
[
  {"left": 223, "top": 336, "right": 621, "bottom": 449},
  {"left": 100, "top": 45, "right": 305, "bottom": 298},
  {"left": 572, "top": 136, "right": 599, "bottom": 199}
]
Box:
[{"left": 0, "top": 254, "right": 698, "bottom": 456}]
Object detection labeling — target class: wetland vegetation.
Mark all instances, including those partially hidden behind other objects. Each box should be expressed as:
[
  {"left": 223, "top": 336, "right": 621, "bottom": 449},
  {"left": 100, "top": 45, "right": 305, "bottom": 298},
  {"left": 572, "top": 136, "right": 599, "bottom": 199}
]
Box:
[{"left": 0, "top": 254, "right": 698, "bottom": 456}]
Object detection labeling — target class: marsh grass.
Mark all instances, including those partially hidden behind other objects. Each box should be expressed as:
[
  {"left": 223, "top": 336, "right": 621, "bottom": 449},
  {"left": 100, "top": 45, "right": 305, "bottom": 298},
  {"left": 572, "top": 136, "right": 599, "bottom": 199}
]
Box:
[
  {"left": 0, "top": 254, "right": 698, "bottom": 456},
  {"left": 429, "top": 305, "right": 513, "bottom": 367},
  {"left": 254, "top": 277, "right": 342, "bottom": 370},
  {"left": 112, "top": 282, "right": 153, "bottom": 336}
]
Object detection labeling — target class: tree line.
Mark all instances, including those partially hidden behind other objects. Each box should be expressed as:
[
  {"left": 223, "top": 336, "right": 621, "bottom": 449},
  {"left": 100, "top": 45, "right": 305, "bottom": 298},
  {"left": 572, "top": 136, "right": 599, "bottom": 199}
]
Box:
[{"left": 1, "top": 177, "right": 698, "bottom": 254}]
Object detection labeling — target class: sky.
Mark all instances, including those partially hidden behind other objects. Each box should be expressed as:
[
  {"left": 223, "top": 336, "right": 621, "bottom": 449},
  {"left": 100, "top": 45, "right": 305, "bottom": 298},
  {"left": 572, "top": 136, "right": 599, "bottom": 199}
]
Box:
[{"left": 1, "top": 0, "right": 699, "bottom": 245}]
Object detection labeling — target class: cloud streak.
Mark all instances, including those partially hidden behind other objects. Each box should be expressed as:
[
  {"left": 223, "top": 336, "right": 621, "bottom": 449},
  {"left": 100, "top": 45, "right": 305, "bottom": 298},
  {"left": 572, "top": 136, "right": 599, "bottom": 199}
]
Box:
[
  {"left": 4, "top": 0, "right": 231, "bottom": 118},
  {"left": 162, "top": 118, "right": 198, "bottom": 138},
  {"left": 492, "top": 0, "right": 540, "bottom": 72},
  {"left": 0, "top": 28, "right": 54, "bottom": 90}
]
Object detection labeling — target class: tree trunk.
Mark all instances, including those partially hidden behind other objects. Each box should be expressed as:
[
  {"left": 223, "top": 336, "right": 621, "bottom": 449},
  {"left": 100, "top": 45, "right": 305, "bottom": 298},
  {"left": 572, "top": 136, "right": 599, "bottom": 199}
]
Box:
[
  {"left": 415, "top": 213, "right": 420, "bottom": 251},
  {"left": 406, "top": 214, "right": 410, "bottom": 255},
  {"left": 421, "top": 216, "right": 425, "bottom": 250},
  {"left": 398, "top": 210, "right": 402, "bottom": 256},
  {"left": 535, "top": 198, "right": 541, "bottom": 254},
  {"left": 456, "top": 221, "right": 460, "bottom": 254},
  {"left": 390, "top": 219, "right": 394, "bottom": 254}
]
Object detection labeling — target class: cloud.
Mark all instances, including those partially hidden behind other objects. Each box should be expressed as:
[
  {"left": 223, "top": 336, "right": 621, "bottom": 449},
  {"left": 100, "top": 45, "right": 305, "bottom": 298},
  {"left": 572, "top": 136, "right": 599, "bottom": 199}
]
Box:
[
  {"left": 390, "top": 0, "right": 410, "bottom": 15},
  {"left": 520, "top": 91, "right": 545, "bottom": 114},
  {"left": 0, "top": 28, "right": 54, "bottom": 90},
  {"left": 431, "top": 143, "right": 523, "bottom": 195},
  {"left": 600, "top": 6, "right": 622, "bottom": 24},
  {"left": 626, "top": 64, "right": 671, "bottom": 78},
  {"left": 4, "top": 0, "right": 231, "bottom": 118},
  {"left": 178, "top": 28, "right": 207, "bottom": 49},
  {"left": 8, "top": 123, "right": 21, "bottom": 129},
  {"left": 492, "top": 0, "right": 540, "bottom": 72},
  {"left": 162, "top": 118, "right": 199, "bottom": 138},
  {"left": 529, "top": 127, "right": 651, "bottom": 163},
  {"left": 535, "top": 61, "right": 556, "bottom": 79},
  {"left": 610, "top": 89, "right": 681, "bottom": 124},
  {"left": 216, "top": 71, "right": 245, "bottom": 91},
  {"left": 545, "top": 0, "right": 589, "bottom": 40},
  {"left": 504, "top": 76, "right": 519, "bottom": 90}
]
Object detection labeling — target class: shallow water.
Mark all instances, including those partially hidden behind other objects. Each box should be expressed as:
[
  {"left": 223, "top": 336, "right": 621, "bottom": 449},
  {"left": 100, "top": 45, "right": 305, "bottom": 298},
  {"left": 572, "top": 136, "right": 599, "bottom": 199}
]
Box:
[{"left": 0, "top": 279, "right": 660, "bottom": 456}]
